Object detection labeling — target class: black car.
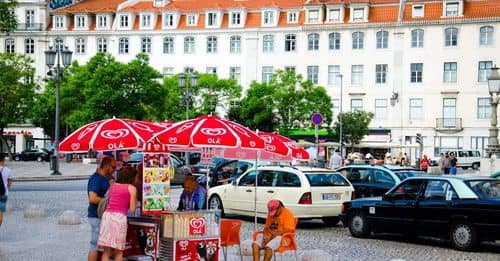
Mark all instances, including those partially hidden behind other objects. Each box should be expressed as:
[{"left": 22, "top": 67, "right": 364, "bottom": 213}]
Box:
[
  {"left": 206, "top": 159, "right": 254, "bottom": 187},
  {"left": 340, "top": 176, "right": 500, "bottom": 251},
  {"left": 13, "top": 148, "right": 51, "bottom": 162}
]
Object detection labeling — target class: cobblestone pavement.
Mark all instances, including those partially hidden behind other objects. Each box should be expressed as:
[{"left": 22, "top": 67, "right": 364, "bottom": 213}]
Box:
[{"left": 0, "top": 180, "right": 499, "bottom": 261}]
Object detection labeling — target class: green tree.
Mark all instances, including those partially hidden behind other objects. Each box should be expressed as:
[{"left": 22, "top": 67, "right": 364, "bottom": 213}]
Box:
[
  {"left": 0, "top": 53, "right": 37, "bottom": 156},
  {"left": 336, "top": 110, "right": 374, "bottom": 151},
  {"left": 0, "top": 0, "right": 18, "bottom": 33}
]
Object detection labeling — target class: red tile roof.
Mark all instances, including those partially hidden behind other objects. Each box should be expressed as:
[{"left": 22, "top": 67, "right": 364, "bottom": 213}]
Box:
[{"left": 52, "top": 0, "right": 123, "bottom": 14}]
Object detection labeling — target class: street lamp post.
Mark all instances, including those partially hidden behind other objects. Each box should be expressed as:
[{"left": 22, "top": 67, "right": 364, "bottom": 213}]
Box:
[
  {"left": 178, "top": 73, "right": 198, "bottom": 166},
  {"left": 45, "top": 46, "right": 72, "bottom": 175},
  {"left": 337, "top": 74, "right": 343, "bottom": 159},
  {"left": 487, "top": 66, "right": 500, "bottom": 158}
]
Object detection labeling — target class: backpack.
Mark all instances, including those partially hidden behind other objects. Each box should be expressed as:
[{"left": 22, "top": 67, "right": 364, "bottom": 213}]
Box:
[{"left": 0, "top": 168, "right": 6, "bottom": 196}]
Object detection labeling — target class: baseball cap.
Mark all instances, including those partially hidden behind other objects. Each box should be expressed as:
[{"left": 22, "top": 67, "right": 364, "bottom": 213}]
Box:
[{"left": 267, "top": 199, "right": 281, "bottom": 216}]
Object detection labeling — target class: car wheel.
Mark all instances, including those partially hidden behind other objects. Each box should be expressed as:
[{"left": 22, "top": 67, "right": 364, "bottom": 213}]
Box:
[
  {"left": 208, "top": 195, "right": 224, "bottom": 217},
  {"left": 472, "top": 163, "right": 480, "bottom": 170},
  {"left": 348, "top": 210, "right": 370, "bottom": 238},
  {"left": 322, "top": 217, "right": 340, "bottom": 227},
  {"left": 37, "top": 156, "right": 43, "bottom": 162},
  {"left": 450, "top": 221, "right": 478, "bottom": 251},
  {"left": 14, "top": 155, "right": 20, "bottom": 161}
]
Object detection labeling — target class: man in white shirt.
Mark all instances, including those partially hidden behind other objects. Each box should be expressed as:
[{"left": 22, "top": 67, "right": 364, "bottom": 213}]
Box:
[
  {"left": 329, "top": 150, "right": 343, "bottom": 170},
  {"left": 0, "top": 153, "right": 13, "bottom": 228}
]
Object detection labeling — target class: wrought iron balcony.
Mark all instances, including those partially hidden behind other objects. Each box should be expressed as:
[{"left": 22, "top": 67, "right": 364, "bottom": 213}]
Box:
[
  {"left": 16, "top": 23, "right": 44, "bottom": 31},
  {"left": 435, "top": 118, "right": 463, "bottom": 132}
]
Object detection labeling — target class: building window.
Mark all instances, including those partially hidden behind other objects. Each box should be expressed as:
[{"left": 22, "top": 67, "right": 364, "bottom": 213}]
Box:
[
  {"left": 329, "top": 9, "right": 341, "bottom": 22},
  {"left": 284, "top": 66, "right": 296, "bottom": 73},
  {"left": 262, "top": 66, "right": 274, "bottom": 83},
  {"left": 477, "top": 98, "right": 491, "bottom": 119},
  {"left": 184, "top": 67, "right": 194, "bottom": 74},
  {"left": 409, "top": 98, "right": 423, "bottom": 120},
  {"left": 308, "top": 9, "right": 319, "bottom": 23},
  {"left": 308, "top": 33, "right": 319, "bottom": 51},
  {"left": 230, "top": 12, "right": 241, "bottom": 25},
  {"left": 351, "top": 99, "right": 363, "bottom": 112},
  {"left": 55, "top": 16, "right": 64, "bottom": 28},
  {"left": 97, "top": 15, "right": 107, "bottom": 28},
  {"left": 375, "top": 64, "right": 388, "bottom": 84},
  {"left": 162, "top": 67, "right": 174, "bottom": 77},
  {"left": 443, "top": 62, "right": 457, "bottom": 83},
  {"left": 163, "top": 37, "right": 174, "bottom": 54},
  {"left": 187, "top": 15, "right": 196, "bottom": 26},
  {"left": 141, "top": 37, "right": 152, "bottom": 53},
  {"left": 411, "top": 29, "right": 424, "bottom": 47},
  {"left": 351, "top": 65, "right": 363, "bottom": 85},
  {"left": 97, "top": 38, "right": 107, "bottom": 52},
  {"left": 352, "top": 8, "right": 364, "bottom": 21},
  {"left": 445, "top": 2, "right": 459, "bottom": 17},
  {"left": 328, "top": 65, "right": 340, "bottom": 85},
  {"left": 206, "top": 67, "right": 217, "bottom": 74},
  {"left": 76, "top": 15, "right": 86, "bottom": 28},
  {"left": 376, "top": 31, "right": 388, "bottom": 49},
  {"left": 478, "top": 61, "right": 493, "bottom": 82},
  {"left": 263, "top": 11, "right": 274, "bottom": 25},
  {"left": 25, "top": 10, "right": 35, "bottom": 27},
  {"left": 230, "top": 67, "right": 241, "bottom": 84},
  {"left": 207, "top": 12, "right": 218, "bottom": 26},
  {"left": 55, "top": 38, "right": 64, "bottom": 51},
  {"left": 119, "top": 15, "right": 129, "bottom": 27},
  {"left": 307, "top": 65, "right": 319, "bottom": 84},
  {"left": 411, "top": 63, "right": 423, "bottom": 83},
  {"left": 154, "top": 0, "right": 165, "bottom": 7},
  {"left": 285, "top": 34, "right": 296, "bottom": 52},
  {"left": 471, "top": 136, "right": 488, "bottom": 156},
  {"left": 75, "top": 38, "right": 85, "bottom": 54},
  {"left": 263, "top": 35, "right": 274, "bottom": 52},
  {"left": 206, "top": 36, "right": 217, "bottom": 53},
  {"left": 352, "top": 32, "right": 364, "bottom": 49},
  {"left": 332, "top": 99, "right": 340, "bottom": 121},
  {"left": 287, "top": 12, "right": 298, "bottom": 23},
  {"left": 142, "top": 14, "right": 151, "bottom": 27},
  {"left": 445, "top": 27, "right": 458, "bottom": 47},
  {"left": 230, "top": 35, "right": 241, "bottom": 53},
  {"left": 163, "top": 13, "right": 174, "bottom": 27},
  {"left": 412, "top": 5, "right": 424, "bottom": 18},
  {"left": 24, "top": 38, "right": 34, "bottom": 54},
  {"left": 375, "top": 99, "right": 388, "bottom": 119},
  {"left": 184, "top": 36, "right": 195, "bottom": 54},
  {"left": 118, "top": 38, "right": 129, "bottom": 54},
  {"left": 329, "top": 32, "right": 341, "bottom": 50},
  {"left": 480, "top": 26, "right": 494, "bottom": 46},
  {"left": 443, "top": 98, "right": 456, "bottom": 126}
]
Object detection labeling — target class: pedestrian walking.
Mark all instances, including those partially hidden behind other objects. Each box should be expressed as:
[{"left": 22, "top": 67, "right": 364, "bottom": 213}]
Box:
[
  {"left": 443, "top": 153, "right": 451, "bottom": 174},
  {"left": 97, "top": 166, "right": 137, "bottom": 261},
  {"left": 329, "top": 150, "right": 343, "bottom": 170},
  {"left": 420, "top": 155, "right": 430, "bottom": 173},
  {"left": 87, "top": 156, "right": 116, "bottom": 261},
  {"left": 438, "top": 153, "right": 445, "bottom": 173},
  {"left": 0, "top": 153, "right": 13, "bottom": 228},
  {"left": 450, "top": 152, "right": 458, "bottom": 175}
]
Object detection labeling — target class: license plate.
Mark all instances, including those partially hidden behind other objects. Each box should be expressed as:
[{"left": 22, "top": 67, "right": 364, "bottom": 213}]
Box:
[{"left": 322, "top": 193, "right": 340, "bottom": 200}]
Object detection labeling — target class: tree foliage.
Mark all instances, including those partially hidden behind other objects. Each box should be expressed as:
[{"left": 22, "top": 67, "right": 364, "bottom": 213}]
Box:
[
  {"left": 229, "top": 70, "right": 333, "bottom": 132},
  {"left": 0, "top": 0, "right": 18, "bottom": 33},
  {"left": 336, "top": 110, "right": 374, "bottom": 151},
  {"left": 0, "top": 53, "right": 37, "bottom": 155}
]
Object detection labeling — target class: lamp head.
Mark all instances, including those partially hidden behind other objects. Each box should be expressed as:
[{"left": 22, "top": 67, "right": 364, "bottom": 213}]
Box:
[{"left": 488, "top": 66, "right": 500, "bottom": 95}]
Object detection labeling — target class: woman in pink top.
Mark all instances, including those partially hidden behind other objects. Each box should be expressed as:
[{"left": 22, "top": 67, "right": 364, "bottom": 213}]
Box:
[{"left": 98, "top": 166, "right": 137, "bottom": 261}]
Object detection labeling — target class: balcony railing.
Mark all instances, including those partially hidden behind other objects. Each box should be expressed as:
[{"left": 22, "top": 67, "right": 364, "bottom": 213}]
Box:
[
  {"left": 435, "top": 118, "right": 463, "bottom": 132},
  {"left": 16, "top": 23, "right": 44, "bottom": 31}
]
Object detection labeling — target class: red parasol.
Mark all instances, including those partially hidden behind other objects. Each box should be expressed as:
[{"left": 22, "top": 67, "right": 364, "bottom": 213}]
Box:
[{"left": 59, "top": 118, "right": 167, "bottom": 153}]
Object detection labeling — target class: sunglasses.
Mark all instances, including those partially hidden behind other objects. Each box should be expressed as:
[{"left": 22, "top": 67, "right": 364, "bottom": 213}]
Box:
[{"left": 110, "top": 165, "right": 117, "bottom": 170}]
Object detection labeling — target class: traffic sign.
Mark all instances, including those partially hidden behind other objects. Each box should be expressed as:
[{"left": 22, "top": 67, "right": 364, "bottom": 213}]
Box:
[{"left": 311, "top": 113, "right": 323, "bottom": 125}]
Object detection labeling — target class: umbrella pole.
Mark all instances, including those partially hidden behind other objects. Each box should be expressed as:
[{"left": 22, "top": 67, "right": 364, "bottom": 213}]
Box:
[{"left": 254, "top": 150, "right": 260, "bottom": 231}]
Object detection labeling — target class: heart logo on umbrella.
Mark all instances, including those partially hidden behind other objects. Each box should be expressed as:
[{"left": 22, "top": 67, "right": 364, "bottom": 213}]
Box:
[
  {"left": 71, "top": 143, "right": 80, "bottom": 151},
  {"left": 168, "top": 137, "right": 178, "bottom": 144},
  {"left": 100, "top": 129, "right": 130, "bottom": 139},
  {"left": 266, "top": 144, "right": 276, "bottom": 152},
  {"left": 132, "top": 122, "right": 154, "bottom": 133},
  {"left": 176, "top": 122, "right": 194, "bottom": 134},
  {"left": 249, "top": 141, "right": 256, "bottom": 147},
  {"left": 200, "top": 128, "right": 226, "bottom": 136},
  {"left": 78, "top": 124, "right": 98, "bottom": 140},
  {"left": 231, "top": 124, "right": 251, "bottom": 138}
]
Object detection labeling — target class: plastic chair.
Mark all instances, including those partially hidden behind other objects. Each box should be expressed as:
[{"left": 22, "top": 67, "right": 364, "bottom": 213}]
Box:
[
  {"left": 220, "top": 219, "right": 243, "bottom": 261},
  {"left": 252, "top": 218, "right": 298, "bottom": 261}
]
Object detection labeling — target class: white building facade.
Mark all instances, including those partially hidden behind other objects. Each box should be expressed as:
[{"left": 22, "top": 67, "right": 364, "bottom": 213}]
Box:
[{"left": 2, "top": 0, "right": 500, "bottom": 157}]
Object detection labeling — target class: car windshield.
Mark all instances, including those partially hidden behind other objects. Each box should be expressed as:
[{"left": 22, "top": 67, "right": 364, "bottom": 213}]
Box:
[
  {"left": 465, "top": 180, "right": 500, "bottom": 199},
  {"left": 305, "top": 173, "right": 350, "bottom": 186},
  {"left": 393, "top": 171, "right": 424, "bottom": 180}
]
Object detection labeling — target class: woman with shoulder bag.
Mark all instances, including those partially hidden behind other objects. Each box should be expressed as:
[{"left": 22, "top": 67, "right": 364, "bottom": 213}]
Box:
[{"left": 97, "top": 166, "right": 137, "bottom": 261}]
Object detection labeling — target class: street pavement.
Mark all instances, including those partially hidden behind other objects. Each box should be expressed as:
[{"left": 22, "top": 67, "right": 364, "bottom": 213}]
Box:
[
  {"left": 7, "top": 160, "right": 97, "bottom": 181},
  {"left": 1, "top": 162, "right": 499, "bottom": 260}
]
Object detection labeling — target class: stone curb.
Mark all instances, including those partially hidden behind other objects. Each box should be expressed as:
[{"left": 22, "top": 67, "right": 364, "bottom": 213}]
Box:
[{"left": 12, "top": 175, "right": 91, "bottom": 182}]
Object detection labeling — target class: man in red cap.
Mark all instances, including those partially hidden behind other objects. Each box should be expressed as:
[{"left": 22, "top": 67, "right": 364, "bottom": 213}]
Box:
[{"left": 252, "top": 199, "right": 295, "bottom": 261}]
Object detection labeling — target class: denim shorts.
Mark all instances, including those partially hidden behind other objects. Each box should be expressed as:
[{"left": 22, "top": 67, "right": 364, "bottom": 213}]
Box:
[
  {"left": 0, "top": 200, "right": 6, "bottom": 212},
  {"left": 89, "top": 217, "right": 102, "bottom": 251}
]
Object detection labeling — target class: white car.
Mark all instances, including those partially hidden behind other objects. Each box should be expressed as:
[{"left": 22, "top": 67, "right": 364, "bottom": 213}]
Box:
[{"left": 207, "top": 165, "right": 354, "bottom": 226}]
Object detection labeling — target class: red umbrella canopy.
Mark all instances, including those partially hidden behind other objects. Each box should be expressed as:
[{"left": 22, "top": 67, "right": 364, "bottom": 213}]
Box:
[
  {"left": 59, "top": 118, "right": 167, "bottom": 153},
  {"left": 152, "top": 115, "right": 265, "bottom": 149},
  {"left": 257, "top": 131, "right": 291, "bottom": 157},
  {"left": 261, "top": 132, "right": 310, "bottom": 161}
]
